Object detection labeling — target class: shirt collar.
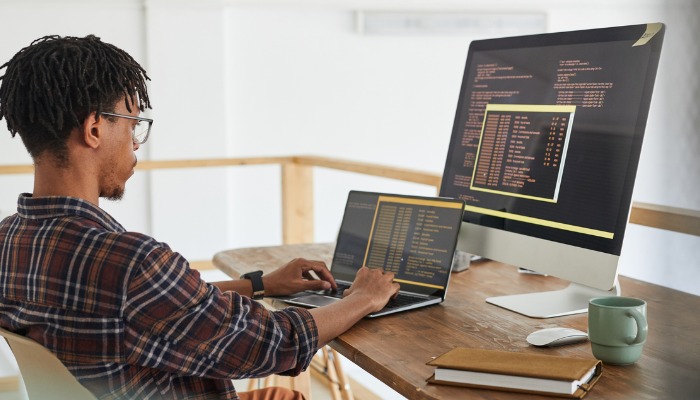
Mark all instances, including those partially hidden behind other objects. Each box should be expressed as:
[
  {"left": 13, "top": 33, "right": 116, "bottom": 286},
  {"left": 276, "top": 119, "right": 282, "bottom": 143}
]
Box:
[{"left": 17, "top": 193, "right": 126, "bottom": 232}]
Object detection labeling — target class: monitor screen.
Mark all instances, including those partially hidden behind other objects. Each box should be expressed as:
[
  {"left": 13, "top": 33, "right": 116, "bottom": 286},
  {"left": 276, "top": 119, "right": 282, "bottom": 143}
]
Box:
[
  {"left": 441, "top": 23, "right": 664, "bottom": 256},
  {"left": 439, "top": 23, "right": 664, "bottom": 317}
]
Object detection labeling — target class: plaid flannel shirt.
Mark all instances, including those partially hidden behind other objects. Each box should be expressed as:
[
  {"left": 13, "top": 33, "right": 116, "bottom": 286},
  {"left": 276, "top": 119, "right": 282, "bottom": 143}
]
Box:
[{"left": 0, "top": 194, "right": 319, "bottom": 399}]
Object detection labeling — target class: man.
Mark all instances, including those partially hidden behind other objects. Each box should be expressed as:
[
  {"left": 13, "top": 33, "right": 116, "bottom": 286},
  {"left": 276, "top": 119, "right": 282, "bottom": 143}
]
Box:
[{"left": 0, "top": 35, "right": 399, "bottom": 400}]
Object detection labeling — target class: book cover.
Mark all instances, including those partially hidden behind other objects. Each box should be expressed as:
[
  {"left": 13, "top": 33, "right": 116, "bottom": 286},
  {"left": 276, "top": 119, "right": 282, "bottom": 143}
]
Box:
[{"left": 427, "top": 347, "right": 602, "bottom": 398}]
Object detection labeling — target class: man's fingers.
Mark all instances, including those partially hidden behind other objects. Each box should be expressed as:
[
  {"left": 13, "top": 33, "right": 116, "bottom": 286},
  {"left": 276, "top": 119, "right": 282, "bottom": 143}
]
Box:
[
  {"left": 302, "top": 260, "right": 337, "bottom": 289},
  {"left": 302, "top": 270, "right": 315, "bottom": 280},
  {"left": 391, "top": 282, "right": 401, "bottom": 299},
  {"left": 303, "top": 279, "right": 332, "bottom": 291}
]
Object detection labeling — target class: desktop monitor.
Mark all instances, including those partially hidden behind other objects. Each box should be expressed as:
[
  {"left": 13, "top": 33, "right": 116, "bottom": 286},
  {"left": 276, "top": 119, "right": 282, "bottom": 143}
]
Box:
[{"left": 439, "top": 23, "right": 665, "bottom": 318}]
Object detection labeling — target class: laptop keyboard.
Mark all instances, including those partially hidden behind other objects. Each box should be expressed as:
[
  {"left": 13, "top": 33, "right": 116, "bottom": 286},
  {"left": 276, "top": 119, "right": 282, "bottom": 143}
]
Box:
[
  {"left": 383, "top": 294, "right": 427, "bottom": 309},
  {"left": 315, "top": 282, "right": 427, "bottom": 310}
]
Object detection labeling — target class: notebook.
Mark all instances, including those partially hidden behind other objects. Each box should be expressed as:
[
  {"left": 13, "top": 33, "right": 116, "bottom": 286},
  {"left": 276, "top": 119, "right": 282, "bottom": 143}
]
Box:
[{"left": 277, "top": 190, "right": 465, "bottom": 317}]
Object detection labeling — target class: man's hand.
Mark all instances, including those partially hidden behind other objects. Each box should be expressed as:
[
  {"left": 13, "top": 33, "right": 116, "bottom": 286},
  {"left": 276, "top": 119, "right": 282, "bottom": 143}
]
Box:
[
  {"left": 343, "top": 267, "right": 400, "bottom": 313},
  {"left": 308, "top": 266, "right": 400, "bottom": 345},
  {"left": 262, "top": 258, "right": 337, "bottom": 297}
]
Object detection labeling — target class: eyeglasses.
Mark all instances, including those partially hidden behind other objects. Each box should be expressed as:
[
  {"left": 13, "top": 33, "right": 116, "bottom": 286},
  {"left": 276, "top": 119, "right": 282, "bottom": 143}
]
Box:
[{"left": 100, "top": 112, "right": 153, "bottom": 144}]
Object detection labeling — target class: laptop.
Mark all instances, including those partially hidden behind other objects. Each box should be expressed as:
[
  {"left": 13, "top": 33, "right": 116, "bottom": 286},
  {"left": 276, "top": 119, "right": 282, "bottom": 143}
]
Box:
[{"left": 278, "top": 190, "right": 465, "bottom": 317}]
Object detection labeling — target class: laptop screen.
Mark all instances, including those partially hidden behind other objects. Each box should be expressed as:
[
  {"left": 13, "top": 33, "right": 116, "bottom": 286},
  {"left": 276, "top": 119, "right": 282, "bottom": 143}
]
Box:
[{"left": 331, "top": 191, "right": 465, "bottom": 297}]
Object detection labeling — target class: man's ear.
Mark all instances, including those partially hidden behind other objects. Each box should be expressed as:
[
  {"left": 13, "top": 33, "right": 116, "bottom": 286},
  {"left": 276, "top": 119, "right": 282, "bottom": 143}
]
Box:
[{"left": 81, "top": 112, "right": 103, "bottom": 149}]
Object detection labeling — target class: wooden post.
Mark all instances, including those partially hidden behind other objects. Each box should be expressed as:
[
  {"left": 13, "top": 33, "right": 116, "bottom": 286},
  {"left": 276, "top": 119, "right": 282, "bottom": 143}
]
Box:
[{"left": 281, "top": 161, "right": 314, "bottom": 244}]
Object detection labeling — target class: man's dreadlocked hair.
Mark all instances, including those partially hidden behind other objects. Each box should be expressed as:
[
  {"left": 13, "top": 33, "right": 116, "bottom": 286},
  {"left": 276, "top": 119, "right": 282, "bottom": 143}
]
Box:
[{"left": 0, "top": 35, "right": 151, "bottom": 165}]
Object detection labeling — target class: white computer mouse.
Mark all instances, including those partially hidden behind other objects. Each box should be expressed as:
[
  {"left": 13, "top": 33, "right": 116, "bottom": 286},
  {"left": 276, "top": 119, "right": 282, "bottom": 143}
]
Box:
[{"left": 526, "top": 327, "right": 589, "bottom": 347}]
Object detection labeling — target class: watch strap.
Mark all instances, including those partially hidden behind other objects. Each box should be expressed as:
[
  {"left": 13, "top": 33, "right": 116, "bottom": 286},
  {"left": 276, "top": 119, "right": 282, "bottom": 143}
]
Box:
[{"left": 241, "top": 270, "right": 265, "bottom": 299}]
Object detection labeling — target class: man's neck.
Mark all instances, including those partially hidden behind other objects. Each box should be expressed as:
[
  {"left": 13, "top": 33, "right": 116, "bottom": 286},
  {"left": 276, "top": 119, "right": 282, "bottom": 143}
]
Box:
[{"left": 32, "top": 159, "right": 100, "bottom": 206}]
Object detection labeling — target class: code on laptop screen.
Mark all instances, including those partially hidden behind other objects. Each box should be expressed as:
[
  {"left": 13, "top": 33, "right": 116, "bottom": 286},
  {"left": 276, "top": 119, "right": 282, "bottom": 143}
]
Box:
[{"left": 331, "top": 191, "right": 464, "bottom": 296}]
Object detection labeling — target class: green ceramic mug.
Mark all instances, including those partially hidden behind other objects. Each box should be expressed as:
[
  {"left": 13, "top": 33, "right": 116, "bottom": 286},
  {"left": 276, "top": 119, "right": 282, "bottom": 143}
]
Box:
[{"left": 588, "top": 296, "right": 648, "bottom": 365}]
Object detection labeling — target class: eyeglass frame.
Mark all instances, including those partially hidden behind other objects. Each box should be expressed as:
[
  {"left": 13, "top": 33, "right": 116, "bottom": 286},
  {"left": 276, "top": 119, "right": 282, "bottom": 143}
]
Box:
[{"left": 99, "top": 111, "right": 153, "bottom": 144}]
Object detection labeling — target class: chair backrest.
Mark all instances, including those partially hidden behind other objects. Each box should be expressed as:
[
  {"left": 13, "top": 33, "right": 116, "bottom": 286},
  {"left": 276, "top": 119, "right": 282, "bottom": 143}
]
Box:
[{"left": 0, "top": 327, "right": 96, "bottom": 400}]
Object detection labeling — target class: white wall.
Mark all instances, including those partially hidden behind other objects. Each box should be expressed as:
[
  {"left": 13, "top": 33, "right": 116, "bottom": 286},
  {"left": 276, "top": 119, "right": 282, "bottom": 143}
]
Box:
[
  {"left": 0, "top": 0, "right": 698, "bottom": 295},
  {"left": 145, "top": 2, "right": 232, "bottom": 259},
  {"left": 0, "top": 0, "right": 150, "bottom": 232},
  {"left": 222, "top": 0, "right": 700, "bottom": 295}
]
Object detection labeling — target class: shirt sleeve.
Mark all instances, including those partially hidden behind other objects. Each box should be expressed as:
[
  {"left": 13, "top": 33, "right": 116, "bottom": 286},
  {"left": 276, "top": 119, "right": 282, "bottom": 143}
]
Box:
[{"left": 122, "top": 244, "right": 319, "bottom": 380}]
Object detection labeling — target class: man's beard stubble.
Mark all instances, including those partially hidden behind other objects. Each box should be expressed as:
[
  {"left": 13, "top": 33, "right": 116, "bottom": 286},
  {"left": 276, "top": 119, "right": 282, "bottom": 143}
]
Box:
[{"left": 102, "top": 158, "right": 135, "bottom": 201}]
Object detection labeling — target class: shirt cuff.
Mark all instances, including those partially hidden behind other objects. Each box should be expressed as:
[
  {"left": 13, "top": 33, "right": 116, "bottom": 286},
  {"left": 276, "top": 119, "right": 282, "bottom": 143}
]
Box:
[{"left": 276, "top": 307, "right": 319, "bottom": 376}]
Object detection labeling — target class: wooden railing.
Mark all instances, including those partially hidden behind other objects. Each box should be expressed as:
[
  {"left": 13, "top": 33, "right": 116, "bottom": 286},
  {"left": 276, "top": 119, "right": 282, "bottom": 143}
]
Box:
[{"left": 2, "top": 156, "right": 699, "bottom": 246}]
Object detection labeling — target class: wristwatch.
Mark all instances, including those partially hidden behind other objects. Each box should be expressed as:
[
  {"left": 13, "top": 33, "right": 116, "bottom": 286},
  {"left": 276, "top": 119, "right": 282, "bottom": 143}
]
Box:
[{"left": 241, "top": 270, "right": 265, "bottom": 300}]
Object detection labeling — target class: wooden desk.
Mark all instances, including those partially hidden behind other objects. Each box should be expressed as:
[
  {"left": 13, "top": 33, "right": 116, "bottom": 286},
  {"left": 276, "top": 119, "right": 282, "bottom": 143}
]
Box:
[{"left": 214, "top": 243, "right": 700, "bottom": 400}]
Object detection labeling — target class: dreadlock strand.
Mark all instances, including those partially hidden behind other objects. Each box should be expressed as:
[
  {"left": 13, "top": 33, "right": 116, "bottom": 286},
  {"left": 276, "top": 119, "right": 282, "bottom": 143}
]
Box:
[{"left": 0, "top": 35, "right": 152, "bottom": 162}]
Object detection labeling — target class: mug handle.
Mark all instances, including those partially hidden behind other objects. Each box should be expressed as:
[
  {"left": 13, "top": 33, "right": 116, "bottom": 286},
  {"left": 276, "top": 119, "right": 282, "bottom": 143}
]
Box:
[{"left": 625, "top": 309, "right": 648, "bottom": 345}]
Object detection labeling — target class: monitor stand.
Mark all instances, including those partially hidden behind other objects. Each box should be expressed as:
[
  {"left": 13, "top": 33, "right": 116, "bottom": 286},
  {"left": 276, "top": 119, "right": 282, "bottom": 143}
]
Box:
[{"left": 486, "top": 279, "right": 621, "bottom": 318}]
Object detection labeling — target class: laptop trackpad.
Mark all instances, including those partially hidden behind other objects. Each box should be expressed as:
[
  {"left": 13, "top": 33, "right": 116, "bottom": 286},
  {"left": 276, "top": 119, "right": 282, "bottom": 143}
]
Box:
[{"left": 293, "top": 294, "right": 341, "bottom": 307}]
